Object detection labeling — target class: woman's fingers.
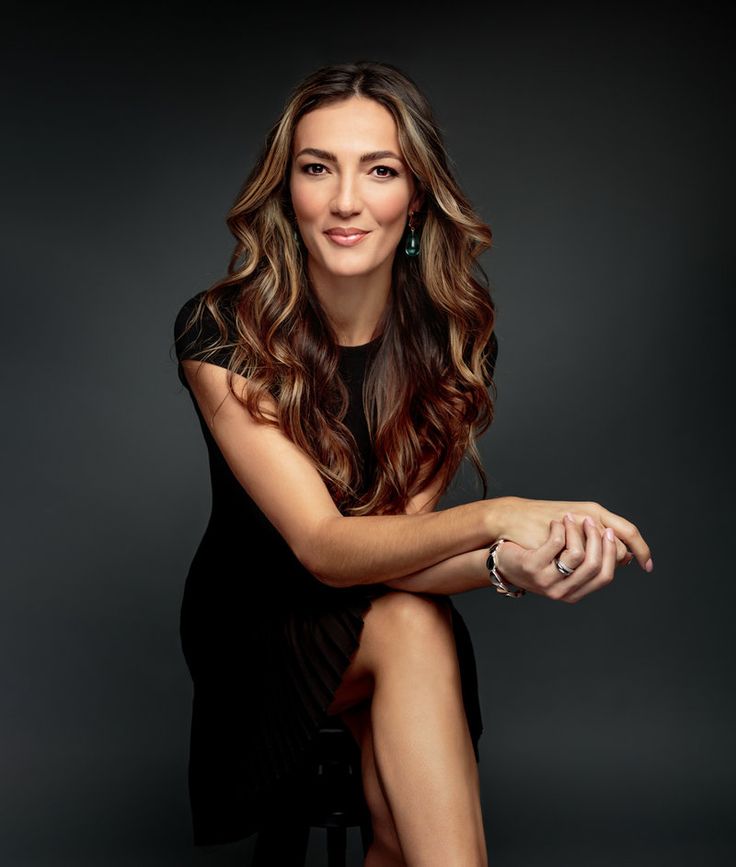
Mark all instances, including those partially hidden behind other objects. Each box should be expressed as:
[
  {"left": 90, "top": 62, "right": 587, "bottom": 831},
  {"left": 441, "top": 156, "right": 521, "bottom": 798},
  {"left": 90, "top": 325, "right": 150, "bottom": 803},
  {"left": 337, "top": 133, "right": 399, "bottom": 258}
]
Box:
[
  {"left": 523, "top": 519, "right": 566, "bottom": 576},
  {"left": 573, "top": 517, "right": 603, "bottom": 583},
  {"left": 612, "top": 535, "right": 628, "bottom": 564},
  {"left": 558, "top": 519, "right": 618, "bottom": 603},
  {"left": 557, "top": 513, "right": 586, "bottom": 571},
  {"left": 497, "top": 497, "right": 651, "bottom": 572},
  {"left": 568, "top": 511, "right": 628, "bottom": 564},
  {"left": 589, "top": 504, "right": 653, "bottom": 572},
  {"left": 495, "top": 512, "right": 632, "bottom": 603}
]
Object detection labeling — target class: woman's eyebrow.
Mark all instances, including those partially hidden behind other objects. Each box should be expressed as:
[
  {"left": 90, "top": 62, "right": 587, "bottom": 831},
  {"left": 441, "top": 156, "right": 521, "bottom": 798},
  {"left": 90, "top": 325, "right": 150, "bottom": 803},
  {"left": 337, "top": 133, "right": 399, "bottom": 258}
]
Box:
[{"left": 295, "top": 147, "right": 405, "bottom": 163}]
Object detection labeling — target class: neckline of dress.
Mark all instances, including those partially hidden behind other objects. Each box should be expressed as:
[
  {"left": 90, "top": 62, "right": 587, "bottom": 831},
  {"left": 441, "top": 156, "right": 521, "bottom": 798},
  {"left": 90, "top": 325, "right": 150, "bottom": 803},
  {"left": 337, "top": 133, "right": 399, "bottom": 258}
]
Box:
[{"left": 337, "top": 334, "right": 383, "bottom": 352}]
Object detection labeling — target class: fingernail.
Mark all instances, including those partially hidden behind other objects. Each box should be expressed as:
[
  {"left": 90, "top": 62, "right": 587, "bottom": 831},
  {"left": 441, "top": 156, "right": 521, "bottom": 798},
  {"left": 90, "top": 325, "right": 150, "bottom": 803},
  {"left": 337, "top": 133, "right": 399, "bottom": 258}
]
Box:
[
  {"left": 605, "top": 528, "right": 615, "bottom": 542},
  {"left": 645, "top": 558, "right": 653, "bottom": 572},
  {"left": 565, "top": 512, "right": 574, "bottom": 521},
  {"left": 584, "top": 516, "right": 594, "bottom": 528}
]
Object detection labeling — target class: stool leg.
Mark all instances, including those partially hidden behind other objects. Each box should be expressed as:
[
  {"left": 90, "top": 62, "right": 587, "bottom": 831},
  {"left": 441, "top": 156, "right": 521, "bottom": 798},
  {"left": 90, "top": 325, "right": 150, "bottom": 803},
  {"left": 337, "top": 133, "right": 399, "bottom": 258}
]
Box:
[
  {"left": 252, "top": 821, "right": 309, "bottom": 866},
  {"left": 326, "top": 825, "right": 346, "bottom": 867}
]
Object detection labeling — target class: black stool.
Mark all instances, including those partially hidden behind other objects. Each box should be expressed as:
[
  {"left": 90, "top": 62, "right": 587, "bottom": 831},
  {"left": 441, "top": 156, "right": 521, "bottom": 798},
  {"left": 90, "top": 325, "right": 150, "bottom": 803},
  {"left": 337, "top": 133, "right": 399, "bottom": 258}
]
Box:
[{"left": 251, "top": 719, "right": 373, "bottom": 866}]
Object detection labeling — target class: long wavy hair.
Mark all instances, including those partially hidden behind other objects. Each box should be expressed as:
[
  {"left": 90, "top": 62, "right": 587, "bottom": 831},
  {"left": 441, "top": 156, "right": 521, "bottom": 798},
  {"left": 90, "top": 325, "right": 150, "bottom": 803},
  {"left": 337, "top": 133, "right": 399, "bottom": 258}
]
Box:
[{"left": 176, "top": 60, "right": 499, "bottom": 516}]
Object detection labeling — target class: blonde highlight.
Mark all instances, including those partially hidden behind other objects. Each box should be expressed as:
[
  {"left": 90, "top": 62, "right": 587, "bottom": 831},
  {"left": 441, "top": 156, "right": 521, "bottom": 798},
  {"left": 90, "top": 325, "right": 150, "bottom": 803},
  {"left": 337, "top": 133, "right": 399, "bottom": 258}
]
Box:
[{"left": 175, "top": 61, "right": 499, "bottom": 516}]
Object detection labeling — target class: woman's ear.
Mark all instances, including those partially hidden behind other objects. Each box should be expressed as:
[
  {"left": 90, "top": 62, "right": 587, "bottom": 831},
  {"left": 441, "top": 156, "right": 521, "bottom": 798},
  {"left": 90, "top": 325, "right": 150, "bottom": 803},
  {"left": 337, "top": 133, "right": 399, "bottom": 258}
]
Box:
[
  {"left": 408, "top": 177, "right": 425, "bottom": 216},
  {"left": 410, "top": 192, "right": 425, "bottom": 215}
]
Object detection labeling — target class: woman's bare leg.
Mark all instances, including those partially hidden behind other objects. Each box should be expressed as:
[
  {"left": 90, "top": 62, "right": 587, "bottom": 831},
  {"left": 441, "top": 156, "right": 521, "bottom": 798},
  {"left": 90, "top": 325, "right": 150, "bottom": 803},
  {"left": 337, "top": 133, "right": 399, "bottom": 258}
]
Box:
[
  {"left": 328, "top": 590, "right": 487, "bottom": 867},
  {"left": 341, "top": 702, "right": 406, "bottom": 866}
]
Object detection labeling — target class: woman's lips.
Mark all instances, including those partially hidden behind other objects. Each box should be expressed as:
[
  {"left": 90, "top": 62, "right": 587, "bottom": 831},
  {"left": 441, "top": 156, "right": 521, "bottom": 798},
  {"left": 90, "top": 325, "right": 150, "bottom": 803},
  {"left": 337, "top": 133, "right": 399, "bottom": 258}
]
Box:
[{"left": 324, "top": 231, "right": 370, "bottom": 247}]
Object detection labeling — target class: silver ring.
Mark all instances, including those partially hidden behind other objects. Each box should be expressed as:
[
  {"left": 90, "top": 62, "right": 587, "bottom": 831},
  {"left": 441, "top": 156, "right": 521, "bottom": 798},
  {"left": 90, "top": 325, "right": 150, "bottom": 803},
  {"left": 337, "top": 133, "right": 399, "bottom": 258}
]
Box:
[{"left": 555, "top": 557, "right": 574, "bottom": 576}]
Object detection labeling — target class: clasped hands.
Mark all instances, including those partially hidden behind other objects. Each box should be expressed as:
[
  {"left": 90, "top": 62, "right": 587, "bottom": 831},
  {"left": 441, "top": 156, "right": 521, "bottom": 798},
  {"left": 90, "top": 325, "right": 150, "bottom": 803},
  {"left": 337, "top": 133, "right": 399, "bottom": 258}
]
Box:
[{"left": 492, "top": 497, "right": 653, "bottom": 605}]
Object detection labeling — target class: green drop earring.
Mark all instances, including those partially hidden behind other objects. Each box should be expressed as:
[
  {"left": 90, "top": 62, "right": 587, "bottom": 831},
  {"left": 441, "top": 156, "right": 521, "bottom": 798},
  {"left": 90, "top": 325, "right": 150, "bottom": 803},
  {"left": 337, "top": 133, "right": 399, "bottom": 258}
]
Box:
[{"left": 404, "top": 210, "right": 420, "bottom": 257}]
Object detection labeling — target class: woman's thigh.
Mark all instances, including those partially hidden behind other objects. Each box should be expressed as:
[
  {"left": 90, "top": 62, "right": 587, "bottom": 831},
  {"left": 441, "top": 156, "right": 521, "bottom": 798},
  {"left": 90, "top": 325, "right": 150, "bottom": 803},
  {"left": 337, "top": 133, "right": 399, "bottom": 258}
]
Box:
[{"left": 325, "top": 589, "right": 454, "bottom": 717}]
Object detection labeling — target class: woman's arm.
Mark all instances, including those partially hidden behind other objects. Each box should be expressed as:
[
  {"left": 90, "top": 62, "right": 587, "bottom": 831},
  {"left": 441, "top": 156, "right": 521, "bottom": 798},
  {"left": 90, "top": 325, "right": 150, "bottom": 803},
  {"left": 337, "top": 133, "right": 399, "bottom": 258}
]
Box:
[
  {"left": 385, "top": 515, "right": 636, "bottom": 602},
  {"left": 382, "top": 547, "right": 491, "bottom": 595},
  {"left": 182, "top": 360, "right": 506, "bottom": 588},
  {"left": 183, "top": 360, "right": 651, "bottom": 590},
  {"left": 379, "top": 472, "right": 641, "bottom": 597},
  {"left": 374, "top": 479, "right": 490, "bottom": 595}
]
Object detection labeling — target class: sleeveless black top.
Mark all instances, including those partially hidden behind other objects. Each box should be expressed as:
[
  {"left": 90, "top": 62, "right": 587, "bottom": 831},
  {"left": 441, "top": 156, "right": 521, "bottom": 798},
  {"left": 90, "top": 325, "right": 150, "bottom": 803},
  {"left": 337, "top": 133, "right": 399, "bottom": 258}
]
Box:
[{"left": 173, "top": 289, "right": 484, "bottom": 846}]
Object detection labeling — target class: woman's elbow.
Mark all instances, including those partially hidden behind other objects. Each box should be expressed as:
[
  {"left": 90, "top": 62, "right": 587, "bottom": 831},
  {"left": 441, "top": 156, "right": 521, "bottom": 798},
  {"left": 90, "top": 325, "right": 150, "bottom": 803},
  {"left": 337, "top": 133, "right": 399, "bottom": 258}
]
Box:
[
  {"left": 299, "top": 556, "right": 359, "bottom": 591},
  {"left": 293, "top": 515, "right": 341, "bottom": 587},
  {"left": 302, "top": 561, "right": 347, "bottom": 589},
  {"left": 292, "top": 515, "right": 360, "bottom": 587}
]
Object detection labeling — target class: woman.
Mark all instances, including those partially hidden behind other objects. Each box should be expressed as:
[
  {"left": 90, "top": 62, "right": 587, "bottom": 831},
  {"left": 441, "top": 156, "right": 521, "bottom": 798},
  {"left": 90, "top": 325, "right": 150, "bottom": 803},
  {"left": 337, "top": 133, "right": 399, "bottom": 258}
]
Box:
[{"left": 173, "top": 61, "right": 652, "bottom": 865}]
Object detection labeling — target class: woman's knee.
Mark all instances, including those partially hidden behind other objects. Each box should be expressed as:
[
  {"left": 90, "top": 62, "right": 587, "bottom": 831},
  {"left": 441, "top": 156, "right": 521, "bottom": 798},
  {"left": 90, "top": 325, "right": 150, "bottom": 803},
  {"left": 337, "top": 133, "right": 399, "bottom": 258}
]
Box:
[
  {"left": 330, "top": 591, "right": 455, "bottom": 706},
  {"left": 358, "top": 590, "right": 456, "bottom": 673},
  {"left": 372, "top": 588, "right": 454, "bottom": 638}
]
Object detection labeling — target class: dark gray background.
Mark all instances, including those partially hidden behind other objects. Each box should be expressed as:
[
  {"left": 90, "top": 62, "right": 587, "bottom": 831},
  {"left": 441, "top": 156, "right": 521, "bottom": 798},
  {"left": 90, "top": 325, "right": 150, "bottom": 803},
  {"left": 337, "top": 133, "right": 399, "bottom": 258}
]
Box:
[{"left": 3, "top": 1, "right": 733, "bottom": 865}]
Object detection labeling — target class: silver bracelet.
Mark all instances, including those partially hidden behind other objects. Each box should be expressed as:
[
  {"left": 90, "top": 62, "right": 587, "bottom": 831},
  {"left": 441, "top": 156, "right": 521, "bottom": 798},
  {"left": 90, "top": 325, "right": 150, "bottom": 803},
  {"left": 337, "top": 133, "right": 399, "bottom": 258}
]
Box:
[{"left": 485, "top": 539, "right": 526, "bottom": 598}]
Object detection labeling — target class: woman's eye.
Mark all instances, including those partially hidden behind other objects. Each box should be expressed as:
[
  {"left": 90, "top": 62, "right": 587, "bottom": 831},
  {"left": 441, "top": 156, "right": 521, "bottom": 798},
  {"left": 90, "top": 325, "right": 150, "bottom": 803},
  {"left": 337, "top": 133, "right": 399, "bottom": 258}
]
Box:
[
  {"left": 372, "top": 166, "right": 399, "bottom": 178},
  {"left": 301, "top": 163, "right": 334, "bottom": 176}
]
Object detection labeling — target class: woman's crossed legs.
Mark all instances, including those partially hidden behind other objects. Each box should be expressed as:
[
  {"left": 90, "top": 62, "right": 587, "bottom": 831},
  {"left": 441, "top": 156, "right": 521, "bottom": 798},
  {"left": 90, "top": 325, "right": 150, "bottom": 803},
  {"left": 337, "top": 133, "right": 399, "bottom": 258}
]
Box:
[{"left": 326, "top": 590, "right": 487, "bottom": 867}]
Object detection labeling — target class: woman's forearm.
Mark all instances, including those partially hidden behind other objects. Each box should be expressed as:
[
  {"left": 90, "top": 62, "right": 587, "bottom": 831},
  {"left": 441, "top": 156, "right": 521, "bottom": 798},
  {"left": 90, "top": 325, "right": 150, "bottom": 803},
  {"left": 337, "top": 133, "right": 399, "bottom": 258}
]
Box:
[
  {"left": 382, "top": 547, "right": 491, "bottom": 595},
  {"left": 304, "top": 498, "right": 508, "bottom": 588}
]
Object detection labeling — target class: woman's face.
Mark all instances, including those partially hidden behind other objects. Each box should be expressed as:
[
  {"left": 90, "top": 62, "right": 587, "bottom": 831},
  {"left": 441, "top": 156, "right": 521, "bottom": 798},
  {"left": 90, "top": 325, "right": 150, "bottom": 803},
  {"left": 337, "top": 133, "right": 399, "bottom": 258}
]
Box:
[{"left": 289, "top": 95, "right": 421, "bottom": 280}]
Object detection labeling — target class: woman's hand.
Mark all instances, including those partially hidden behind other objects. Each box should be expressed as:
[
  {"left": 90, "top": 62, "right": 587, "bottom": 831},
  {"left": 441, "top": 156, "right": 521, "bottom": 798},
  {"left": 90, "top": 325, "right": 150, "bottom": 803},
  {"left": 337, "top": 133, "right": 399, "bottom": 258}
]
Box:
[
  {"left": 494, "top": 514, "right": 621, "bottom": 604},
  {"left": 491, "top": 496, "right": 652, "bottom": 572}
]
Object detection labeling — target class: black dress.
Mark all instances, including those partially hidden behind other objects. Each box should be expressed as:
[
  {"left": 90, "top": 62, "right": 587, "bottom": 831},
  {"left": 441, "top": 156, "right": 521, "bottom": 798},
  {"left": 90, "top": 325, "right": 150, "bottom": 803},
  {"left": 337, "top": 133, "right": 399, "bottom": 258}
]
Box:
[{"left": 173, "top": 289, "right": 484, "bottom": 847}]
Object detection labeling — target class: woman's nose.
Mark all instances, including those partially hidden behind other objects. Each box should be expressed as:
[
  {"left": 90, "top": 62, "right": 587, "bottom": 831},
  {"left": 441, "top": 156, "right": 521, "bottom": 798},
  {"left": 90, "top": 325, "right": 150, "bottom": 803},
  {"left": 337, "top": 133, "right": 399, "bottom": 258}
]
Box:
[{"left": 330, "top": 173, "right": 362, "bottom": 216}]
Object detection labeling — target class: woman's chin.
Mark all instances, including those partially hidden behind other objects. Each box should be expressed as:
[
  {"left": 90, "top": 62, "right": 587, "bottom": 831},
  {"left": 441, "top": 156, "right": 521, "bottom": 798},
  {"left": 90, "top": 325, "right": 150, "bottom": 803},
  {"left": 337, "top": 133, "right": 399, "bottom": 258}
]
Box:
[{"left": 310, "top": 256, "right": 384, "bottom": 280}]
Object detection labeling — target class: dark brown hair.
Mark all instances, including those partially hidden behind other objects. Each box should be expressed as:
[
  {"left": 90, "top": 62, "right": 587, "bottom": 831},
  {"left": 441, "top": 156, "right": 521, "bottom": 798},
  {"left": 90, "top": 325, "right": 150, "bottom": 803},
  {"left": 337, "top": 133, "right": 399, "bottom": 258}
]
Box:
[{"left": 177, "top": 60, "right": 498, "bottom": 515}]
